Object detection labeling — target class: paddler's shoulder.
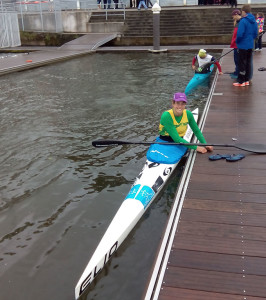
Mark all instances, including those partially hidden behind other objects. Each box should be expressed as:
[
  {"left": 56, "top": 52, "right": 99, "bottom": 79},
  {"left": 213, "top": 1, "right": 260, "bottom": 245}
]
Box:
[
  {"left": 161, "top": 109, "right": 172, "bottom": 117},
  {"left": 185, "top": 109, "right": 194, "bottom": 119},
  {"left": 160, "top": 110, "right": 173, "bottom": 122}
]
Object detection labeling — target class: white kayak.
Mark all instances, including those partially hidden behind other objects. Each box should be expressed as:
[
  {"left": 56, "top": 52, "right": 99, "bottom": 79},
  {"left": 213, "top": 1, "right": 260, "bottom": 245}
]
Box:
[{"left": 75, "top": 108, "right": 199, "bottom": 299}]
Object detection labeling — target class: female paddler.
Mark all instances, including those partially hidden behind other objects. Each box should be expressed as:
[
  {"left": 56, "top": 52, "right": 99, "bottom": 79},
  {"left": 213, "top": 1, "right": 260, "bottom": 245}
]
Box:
[{"left": 147, "top": 93, "right": 213, "bottom": 164}]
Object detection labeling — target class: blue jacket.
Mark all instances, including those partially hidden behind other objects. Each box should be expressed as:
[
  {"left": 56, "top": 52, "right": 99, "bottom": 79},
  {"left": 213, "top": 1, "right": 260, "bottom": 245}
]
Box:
[{"left": 236, "top": 13, "right": 258, "bottom": 50}]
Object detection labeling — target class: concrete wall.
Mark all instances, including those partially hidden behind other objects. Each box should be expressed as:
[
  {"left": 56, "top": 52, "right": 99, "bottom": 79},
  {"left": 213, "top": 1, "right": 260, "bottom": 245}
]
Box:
[
  {"left": 19, "top": 11, "right": 90, "bottom": 33},
  {"left": 20, "top": 14, "right": 59, "bottom": 32},
  {"left": 87, "top": 22, "right": 125, "bottom": 33},
  {"left": 113, "top": 34, "right": 233, "bottom": 46},
  {"left": 62, "top": 11, "right": 91, "bottom": 32},
  {"left": 18, "top": 11, "right": 125, "bottom": 33}
]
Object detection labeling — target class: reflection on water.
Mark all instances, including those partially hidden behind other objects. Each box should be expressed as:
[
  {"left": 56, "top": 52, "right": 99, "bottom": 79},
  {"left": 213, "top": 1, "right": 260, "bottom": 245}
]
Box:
[
  {"left": 0, "top": 52, "right": 216, "bottom": 300},
  {"left": 0, "top": 53, "right": 21, "bottom": 59}
]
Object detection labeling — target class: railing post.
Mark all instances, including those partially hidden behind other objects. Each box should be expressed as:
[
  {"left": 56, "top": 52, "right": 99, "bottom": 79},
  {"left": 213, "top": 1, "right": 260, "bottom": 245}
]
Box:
[
  {"left": 149, "top": 0, "right": 167, "bottom": 53},
  {"left": 39, "top": 1, "right": 44, "bottom": 31}
]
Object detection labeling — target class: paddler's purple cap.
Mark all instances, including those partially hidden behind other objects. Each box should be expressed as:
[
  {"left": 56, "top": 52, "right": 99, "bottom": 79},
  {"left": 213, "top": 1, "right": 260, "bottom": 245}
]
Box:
[{"left": 173, "top": 93, "right": 187, "bottom": 103}]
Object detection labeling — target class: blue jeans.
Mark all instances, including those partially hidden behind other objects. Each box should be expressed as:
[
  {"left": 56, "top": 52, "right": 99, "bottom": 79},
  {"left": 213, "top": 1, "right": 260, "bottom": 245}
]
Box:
[{"left": 138, "top": 0, "right": 147, "bottom": 9}]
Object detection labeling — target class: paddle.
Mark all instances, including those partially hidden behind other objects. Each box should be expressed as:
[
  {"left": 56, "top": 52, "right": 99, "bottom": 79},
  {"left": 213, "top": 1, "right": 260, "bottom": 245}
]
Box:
[
  {"left": 197, "top": 48, "right": 234, "bottom": 73},
  {"left": 92, "top": 139, "right": 266, "bottom": 154}
]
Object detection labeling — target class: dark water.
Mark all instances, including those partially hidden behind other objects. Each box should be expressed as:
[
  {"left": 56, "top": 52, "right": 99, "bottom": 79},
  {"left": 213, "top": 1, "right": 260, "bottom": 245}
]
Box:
[{"left": 0, "top": 52, "right": 215, "bottom": 300}]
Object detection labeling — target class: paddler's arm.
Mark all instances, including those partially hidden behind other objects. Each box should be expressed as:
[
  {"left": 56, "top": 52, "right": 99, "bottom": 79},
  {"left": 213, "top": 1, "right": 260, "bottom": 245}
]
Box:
[
  {"left": 192, "top": 56, "right": 197, "bottom": 71},
  {"left": 187, "top": 111, "right": 213, "bottom": 153},
  {"left": 211, "top": 57, "right": 223, "bottom": 74}
]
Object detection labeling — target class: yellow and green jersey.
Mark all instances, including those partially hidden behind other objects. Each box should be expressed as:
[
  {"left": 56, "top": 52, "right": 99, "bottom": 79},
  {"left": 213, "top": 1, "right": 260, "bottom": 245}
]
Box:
[{"left": 159, "top": 109, "right": 206, "bottom": 150}]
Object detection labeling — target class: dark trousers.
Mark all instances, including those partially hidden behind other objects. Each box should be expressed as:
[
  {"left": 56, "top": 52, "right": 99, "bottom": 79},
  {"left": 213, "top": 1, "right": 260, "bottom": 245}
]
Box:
[
  {"left": 237, "top": 49, "right": 252, "bottom": 83},
  {"left": 255, "top": 36, "right": 262, "bottom": 49},
  {"left": 146, "top": 0, "right": 152, "bottom": 6},
  {"left": 230, "top": 0, "right": 237, "bottom": 7},
  {"left": 103, "top": 0, "right": 111, "bottom": 8},
  {"left": 113, "top": 0, "right": 118, "bottom": 8},
  {"left": 233, "top": 48, "right": 239, "bottom": 75}
]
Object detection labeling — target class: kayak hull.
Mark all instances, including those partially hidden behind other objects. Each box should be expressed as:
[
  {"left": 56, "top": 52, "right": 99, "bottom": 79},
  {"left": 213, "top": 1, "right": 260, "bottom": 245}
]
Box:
[
  {"left": 75, "top": 109, "right": 199, "bottom": 299},
  {"left": 185, "top": 65, "right": 214, "bottom": 95}
]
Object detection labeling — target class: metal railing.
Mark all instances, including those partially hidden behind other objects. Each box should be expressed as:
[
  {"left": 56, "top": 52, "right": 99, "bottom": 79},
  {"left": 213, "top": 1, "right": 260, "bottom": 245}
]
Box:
[
  {"left": 160, "top": 0, "right": 266, "bottom": 5},
  {"left": 60, "top": 0, "right": 126, "bottom": 20},
  {"left": 13, "top": 0, "right": 126, "bottom": 33},
  {"left": 14, "top": 0, "right": 63, "bottom": 32},
  {"left": 92, "top": 1, "right": 126, "bottom": 21},
  {"left": 1, "top": 0, "right": 266, "bottom": 37},
  {"left": 0, "top": 0, "right": 21, "bottom": 48}
]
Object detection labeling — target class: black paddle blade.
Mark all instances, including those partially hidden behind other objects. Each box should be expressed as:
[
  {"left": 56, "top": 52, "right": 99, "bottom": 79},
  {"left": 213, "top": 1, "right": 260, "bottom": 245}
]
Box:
[
  {"left": 92, "top": 140, "right": 113, "bottom": 147},
  {"left": 236, "top": 143, "right": 266, "bottom": 154}
]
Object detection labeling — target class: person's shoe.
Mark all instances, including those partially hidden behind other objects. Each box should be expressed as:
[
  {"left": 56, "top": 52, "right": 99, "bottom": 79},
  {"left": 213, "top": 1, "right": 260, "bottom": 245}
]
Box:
[
  {"left": 255, "top": 48, "right": 259, "bottom": 52},
  {"left": 233, "top": 82, "right": 245, "bottom": 87},
  {"left": 244, "top": 81, "right": 250, "bottom": 86}
]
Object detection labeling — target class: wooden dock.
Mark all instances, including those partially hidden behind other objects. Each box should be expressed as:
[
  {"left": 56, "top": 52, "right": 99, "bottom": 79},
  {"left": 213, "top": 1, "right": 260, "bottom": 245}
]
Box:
[
  {"left": 0, "top": 33, "right": 117, "bottom": 76},
  {"left": 145, "top": 49, "right": 266, "bottom": 299}
]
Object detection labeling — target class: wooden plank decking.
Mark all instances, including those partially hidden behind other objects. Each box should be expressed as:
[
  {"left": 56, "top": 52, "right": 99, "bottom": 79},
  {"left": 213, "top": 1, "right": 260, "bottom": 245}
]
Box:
[{"left": 157, "top": 50, "right": 266, "bottom": 299}]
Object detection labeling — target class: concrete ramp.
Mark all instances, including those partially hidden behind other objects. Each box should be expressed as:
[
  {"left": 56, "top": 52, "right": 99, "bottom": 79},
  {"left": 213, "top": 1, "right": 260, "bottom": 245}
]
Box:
[{"left": 59, "top": 33, "right": 118, "bottom": 51}]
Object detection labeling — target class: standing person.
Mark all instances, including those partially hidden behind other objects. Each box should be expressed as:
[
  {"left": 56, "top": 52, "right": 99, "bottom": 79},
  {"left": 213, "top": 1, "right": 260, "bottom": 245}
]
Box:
[
  {"left": 137, "top": 0, "right": 147, "bottom": 10},
  {"left": 233, "top": 4, "right": 258, "bottom": 87},
  {"left": 147, "top": 92, "right": 213, "bottom": 165},
  {"left": 230, "top": 9, "right": 242, "bottom": 78},
  {"left": 230, "top": 0, "right": 237, "bottom": 8},
  {"left": 192, "top": 49, "right": 223, "bottom": 75},
  {"left": 146, "top": 0, "right": 153, "bottom": 8},
  {"left": 221, "top": 0, "right": 229, "bottom": 6},
  {"left": 113, "top": 0, "right": 118, "bottom": 9},
  {"left": 103, "top": 0, "right": 111, "bottom": 9},
  {"left": 255, "top": 12, "right": 265, "bottom": 51}
]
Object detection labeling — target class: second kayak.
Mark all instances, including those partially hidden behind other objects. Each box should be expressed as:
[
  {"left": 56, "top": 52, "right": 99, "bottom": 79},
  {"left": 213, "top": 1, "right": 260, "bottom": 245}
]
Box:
[{"left": 185, "top": 64, "right": 214, "bottom": 95}]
